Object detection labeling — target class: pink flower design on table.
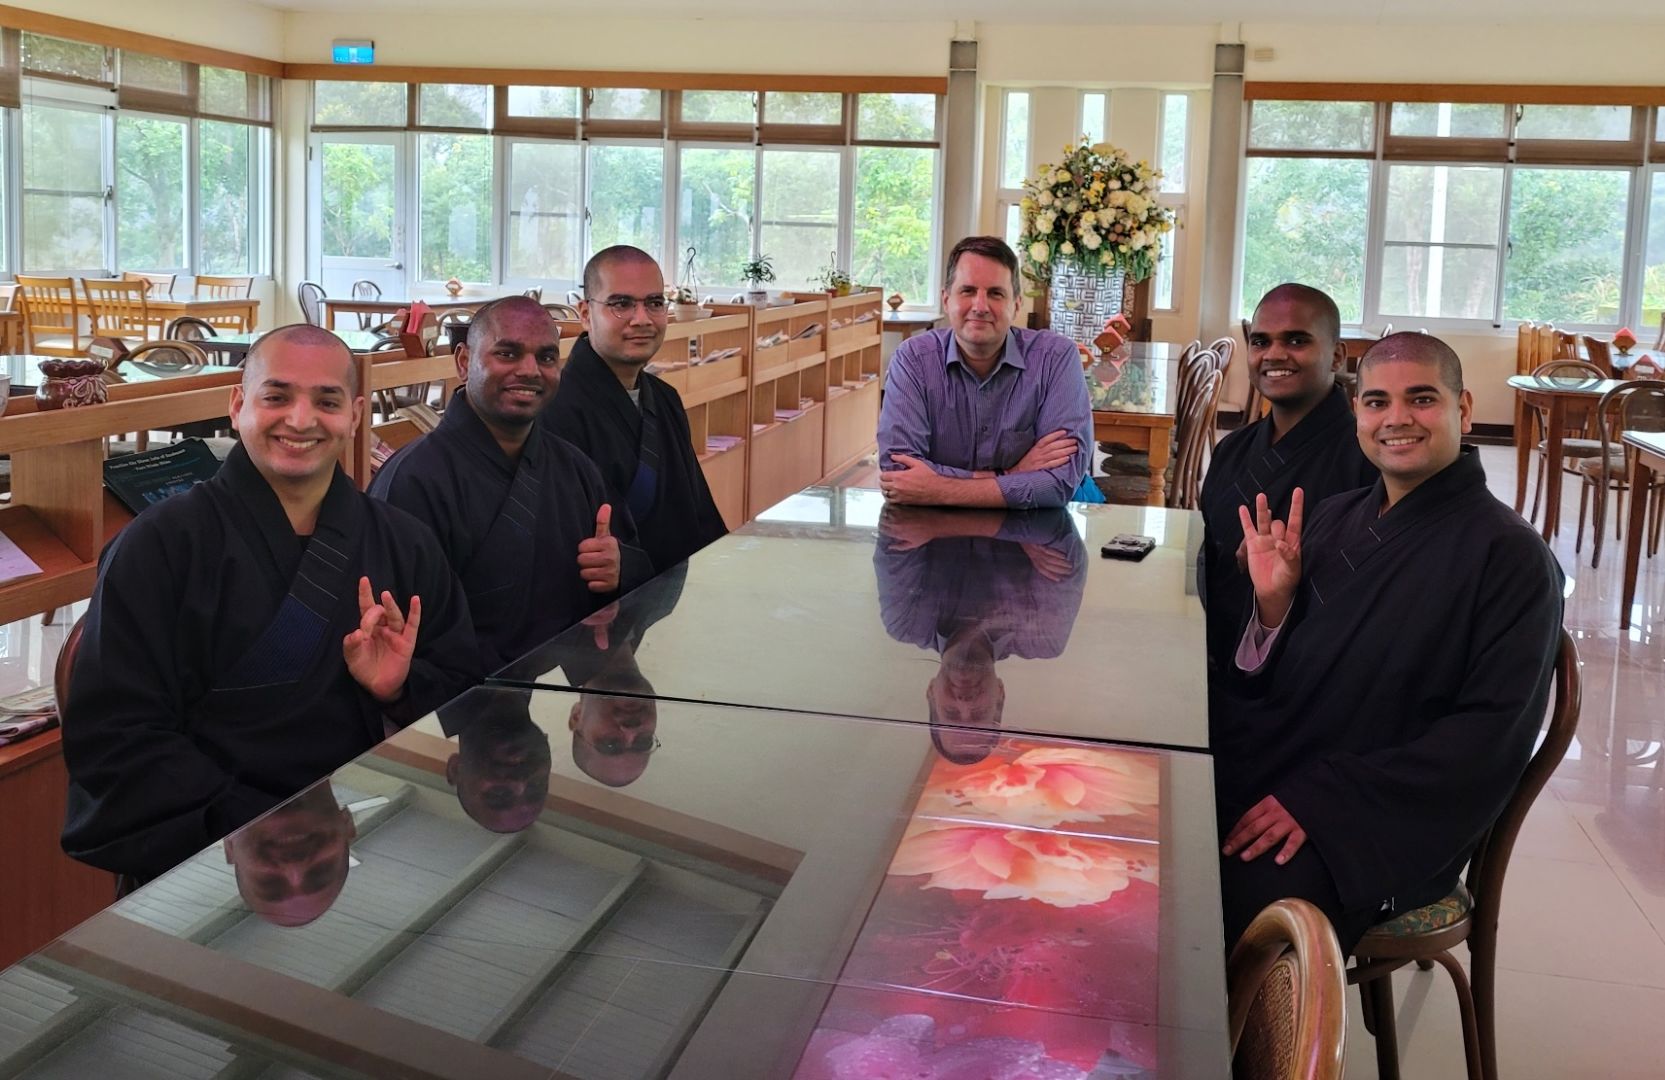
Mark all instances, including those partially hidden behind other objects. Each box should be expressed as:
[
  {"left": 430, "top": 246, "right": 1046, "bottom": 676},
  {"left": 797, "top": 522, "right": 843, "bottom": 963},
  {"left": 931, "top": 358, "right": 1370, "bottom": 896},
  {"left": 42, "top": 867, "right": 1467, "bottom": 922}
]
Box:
[
  {"left": 891, "top": 822, "right": 1157, "bottom": 908},
  {"left": 922, "top": 745, "right": 1161, "bottom": 831}
]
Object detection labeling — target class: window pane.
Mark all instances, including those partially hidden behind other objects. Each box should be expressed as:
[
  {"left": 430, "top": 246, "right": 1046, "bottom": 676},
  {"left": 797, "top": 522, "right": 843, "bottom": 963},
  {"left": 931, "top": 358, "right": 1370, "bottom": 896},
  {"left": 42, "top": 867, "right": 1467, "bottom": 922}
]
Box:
[
  {"left": 120, "top": 53, "right": 188, "bottom": 96},
  {"left": 682, "top": 90, "right": 755, "bottom": 125},
  {"left": 1389, "top": 102, "right": 1507, "bottom": 139},
  {"left": 1081, "top": 92, "right": 1106, "bottom": 145},
  {"left": 853, "top": 146, "right": 936, "bottom": 302},
  {"left": 1503, "top": 168, "right": 1629, "bottom": 324},
  {"left": 314, "top": 82, "right": 407, "bottom": 127},
  {"left": 1160, "top": 93, "right": 1188, "bottom": 193},
  {"left": 22, "top": 104, "right": 106, "bottom": 271},
  {"left": 1247, "top": 100, "right": 1374, "bottom": 152},
  {"left": 1380, "top": 164, "right": 1503, "bottom": 320},
  {"left": 116, "top": 115, "right": 188, "bottom": 270},
  {"left": 1658, "top": 110, "right": 1665, "bottom": 141},
  {"left": 1644, "top": 172, "right": 1665, "bottom": 331},
  {"left": 201, "top": 67, "right": 253, "bottom": 119},
  {"left": 857, "top": 93, "right": 936, "bottom": 141},
  {"left": 1154, "top": 211, "right": 1177, "bottom": 309},
  {"left": 418, "top": 84, "right": 490, "bottom": 129},
  {"left": 1001, "top": 91, "right": 1029, "bottom": 189},
  {"left": 0, "top": 128, "right": 7, "bottom": 273},
  {"left": 1516, "top": 105, "right": 1632, "bottom": 142},
  {"left": 590, "top": 88, "right": 660, "bottom": 122},
  {"left": 764, "top": 92, "right": 841, "bottom": 126},
  {"left": 21, "top": 33, "right": 107, "bottom": 82},
  {"left": 507, "top": 141, "right": 582, "bottom": 282},
  {"left": 588, "top": 144, "right": 664, "bottom": 260},
  {"left": 761, "top": 149, "right": 841, "bottom": 290},
  {"left": 678, "top": 148, "right": 755, "bottom": 289},
  {"left": 418, "top": 133, "right": 491, "bottom": 282},
  {"left": 200, "top": 121, "right": 254, "bottom": 275},
  {"left": 1004, "top": 203, "right": 1022, "bottom": 252},
  {"left": 506, "top": 86, "right": 578, "bottom": 118},
  {"left": 1239, "top": 157, "right": 1370, "bottom": 322},
  {"left": 320, "top": 141, "right": 396, "bottom": 260}
]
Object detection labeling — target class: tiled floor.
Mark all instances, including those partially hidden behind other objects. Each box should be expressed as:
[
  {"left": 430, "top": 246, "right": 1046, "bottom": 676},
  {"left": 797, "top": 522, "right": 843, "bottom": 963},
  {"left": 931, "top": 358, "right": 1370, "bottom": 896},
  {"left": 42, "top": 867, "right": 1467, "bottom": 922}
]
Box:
[{"left": 5, "top": 442, "right": 1662, "bottom": 1077}]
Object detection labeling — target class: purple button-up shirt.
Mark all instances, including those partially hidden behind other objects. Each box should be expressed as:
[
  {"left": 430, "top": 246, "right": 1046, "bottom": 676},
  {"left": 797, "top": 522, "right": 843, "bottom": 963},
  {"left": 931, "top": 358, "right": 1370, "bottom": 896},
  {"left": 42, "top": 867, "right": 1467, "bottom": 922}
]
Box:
[{"left": 877, "top": 327, "right": 1092, "bottom": 510}]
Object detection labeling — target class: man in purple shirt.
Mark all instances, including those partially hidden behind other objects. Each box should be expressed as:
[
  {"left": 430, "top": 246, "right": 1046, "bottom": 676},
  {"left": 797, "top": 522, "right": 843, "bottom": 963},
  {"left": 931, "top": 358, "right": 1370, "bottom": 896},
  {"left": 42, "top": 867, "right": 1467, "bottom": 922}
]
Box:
[{"left": 877, "top": 236, "right": 1093, "bottom": 510}]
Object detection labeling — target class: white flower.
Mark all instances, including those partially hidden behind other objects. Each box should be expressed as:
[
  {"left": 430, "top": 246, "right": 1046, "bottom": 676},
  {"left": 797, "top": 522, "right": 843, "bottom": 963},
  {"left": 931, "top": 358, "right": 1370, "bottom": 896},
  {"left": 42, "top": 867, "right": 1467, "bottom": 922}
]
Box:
[
  {"left": 1091, "top": 142, "right": 1113, "bottom": 156},
  {"left": 1129, "top": 232, "right": 1148, "bottom": 250},
  {"left": 1054, "top": 169, "right": 1071, "bottom": 184},
  {"left": 1064, "top": 199, "right": 1080, "bottom": 214},
  {"left": 1038, "top": 211, "right": 1057, "bottom": 233},
  {"left": 1109, "top": 179, "right": 1121, "bottom": 190},
  {"left": 1037, "top": 191, "right": 1054, "bottom": 208},
  {"left": 1082, "top": 230, "right": 1102, "bottom": 250},
  {"left": 1060, "top": 241, "right": 1076, "bottom": 255},
  {"left": 1029, "top": 240, "right": 1050, "bottom": 263},
  {"left": 1096, "top": 208, "right": 1116, "bottom": 227},
  {"left": 1125, "top": 194, "right": 1149, "bottom": 216}
]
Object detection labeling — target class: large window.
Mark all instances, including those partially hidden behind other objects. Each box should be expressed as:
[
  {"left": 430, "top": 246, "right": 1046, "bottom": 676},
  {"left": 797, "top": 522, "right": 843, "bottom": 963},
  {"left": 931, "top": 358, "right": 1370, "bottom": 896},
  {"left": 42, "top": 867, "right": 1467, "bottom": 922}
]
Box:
[
  {"left": 588, "top": 144, "right": 664, "bottom": 260},
  {"left": 199, "top": 121, "right": 257, "bottom": 274},
  {"left": 319, "top": 140, "right": 397, "bottom": 261},
  {"left": 854, "top": 146, "right": 937, "bottom": 302},
  {"left": 1081, "top": 92, "right": 1107, "bottom": 146},
  {"left": 506, "top": 141, "right": 582, "bottom": 283},
  {"left": 21, "top": 103, "right": 107, "bottom": 272},
  {"left": 1645, "top": 171, "right": 1665, "bottom": 332},
  {"left": 760, "top": 149, "right": 840, "bottom": 290},
  {"left": 1241, "top": 97, "right": 1662, "bottom": 330},
  {"left": 1001, "top": 90, "right": 1029, "bottom": 190},
  {"left": 677, "top": 147, "right": 755, "bottom": 288},
  {"left": 1153, "top": 92, "right": 1190, "bottom": 310},
  {"left": 418, "top": 133, "right": 492, "bottom": 282},
  {"left": 115, "top": 114, "right": 189, "bottom": 271}
]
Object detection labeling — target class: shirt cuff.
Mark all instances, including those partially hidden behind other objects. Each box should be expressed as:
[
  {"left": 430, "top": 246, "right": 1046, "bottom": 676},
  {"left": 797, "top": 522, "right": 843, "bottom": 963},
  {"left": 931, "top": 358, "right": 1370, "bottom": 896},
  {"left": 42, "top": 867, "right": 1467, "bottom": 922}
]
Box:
[{"left": 1235, "top": 600, "right": 1286, "bottom": 674}]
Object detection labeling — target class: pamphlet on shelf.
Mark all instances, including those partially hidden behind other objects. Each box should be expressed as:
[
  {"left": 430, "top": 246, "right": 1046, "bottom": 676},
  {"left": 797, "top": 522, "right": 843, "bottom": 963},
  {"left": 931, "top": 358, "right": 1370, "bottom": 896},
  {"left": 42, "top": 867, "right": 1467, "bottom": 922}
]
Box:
[
  {"left": 102, "top": 437, "right": 223, "bottom": 517},
  {"left": 0, "top": 530, "right": 43, "bottom": 588},
  {"left": 0, "top": 683, "right": 58, "bottom": 747}
]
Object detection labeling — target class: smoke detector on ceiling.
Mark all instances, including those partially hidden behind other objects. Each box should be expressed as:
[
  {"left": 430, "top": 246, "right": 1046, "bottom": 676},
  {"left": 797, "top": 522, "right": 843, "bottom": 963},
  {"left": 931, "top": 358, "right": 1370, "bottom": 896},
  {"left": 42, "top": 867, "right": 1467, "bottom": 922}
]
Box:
[{"left": 1251, "top": 46, "right": 1276, "bottom": 62}]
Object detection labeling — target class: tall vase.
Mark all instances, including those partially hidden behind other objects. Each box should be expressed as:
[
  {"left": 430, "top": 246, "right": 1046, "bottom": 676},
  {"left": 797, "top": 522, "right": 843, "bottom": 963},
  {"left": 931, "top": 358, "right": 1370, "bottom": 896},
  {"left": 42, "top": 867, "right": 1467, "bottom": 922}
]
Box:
[{"left": 1047, "top": 266, "right": 1128, "bottom": 351}]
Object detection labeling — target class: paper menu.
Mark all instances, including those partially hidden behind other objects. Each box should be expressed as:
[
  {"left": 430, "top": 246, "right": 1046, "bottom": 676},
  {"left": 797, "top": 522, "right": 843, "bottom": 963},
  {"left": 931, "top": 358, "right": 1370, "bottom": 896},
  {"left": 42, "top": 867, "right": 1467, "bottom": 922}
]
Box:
[{"left": 0, "top": 528, "right": 42, "bottom": 586}]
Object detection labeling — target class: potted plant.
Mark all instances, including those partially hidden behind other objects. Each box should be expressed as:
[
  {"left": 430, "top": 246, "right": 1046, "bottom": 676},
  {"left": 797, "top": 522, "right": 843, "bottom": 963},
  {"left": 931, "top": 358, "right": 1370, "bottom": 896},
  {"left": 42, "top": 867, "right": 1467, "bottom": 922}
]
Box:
[
  {"left": 818, "top": 265, "right": 853, "bottom": 297},
  {"left": 741, "top": 255, "right": 776, "bottom": 304},
  {"left": 669, "top": 284, "right": 701, "bottom": 321}
]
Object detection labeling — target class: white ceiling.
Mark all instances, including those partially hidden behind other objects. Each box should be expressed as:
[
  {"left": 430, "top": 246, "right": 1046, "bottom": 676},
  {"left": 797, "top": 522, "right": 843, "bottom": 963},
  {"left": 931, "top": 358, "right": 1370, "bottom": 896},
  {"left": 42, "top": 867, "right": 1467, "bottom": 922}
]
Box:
[{"left": 249, "top": 0, "right": 1665, "bottom": 22}]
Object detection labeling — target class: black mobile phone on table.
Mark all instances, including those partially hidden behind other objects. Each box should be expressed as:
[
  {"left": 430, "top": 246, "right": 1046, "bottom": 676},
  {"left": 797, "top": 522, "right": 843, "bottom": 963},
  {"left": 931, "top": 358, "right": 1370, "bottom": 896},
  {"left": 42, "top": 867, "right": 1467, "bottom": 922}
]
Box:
[{"left": 1100, "top": 534, "right": 1156, "bottom": 561}]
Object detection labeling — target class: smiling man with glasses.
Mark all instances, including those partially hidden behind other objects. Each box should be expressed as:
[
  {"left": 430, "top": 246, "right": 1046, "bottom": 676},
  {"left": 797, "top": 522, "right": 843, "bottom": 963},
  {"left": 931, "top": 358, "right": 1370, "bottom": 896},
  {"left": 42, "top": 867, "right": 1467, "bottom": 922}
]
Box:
[{"left": 548, "top": 245, "right": 728, "bottom": 573}]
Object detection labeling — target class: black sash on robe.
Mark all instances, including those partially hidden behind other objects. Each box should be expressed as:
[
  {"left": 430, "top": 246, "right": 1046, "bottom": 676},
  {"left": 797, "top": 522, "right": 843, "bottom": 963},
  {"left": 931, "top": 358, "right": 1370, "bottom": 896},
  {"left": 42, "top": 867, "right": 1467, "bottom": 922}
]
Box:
[
  {"left": 1214, "top": 448, "right": 1563, "bottom": 914},
  {"left": 547, "top": 336, "right": 728, "bottom": 572}
]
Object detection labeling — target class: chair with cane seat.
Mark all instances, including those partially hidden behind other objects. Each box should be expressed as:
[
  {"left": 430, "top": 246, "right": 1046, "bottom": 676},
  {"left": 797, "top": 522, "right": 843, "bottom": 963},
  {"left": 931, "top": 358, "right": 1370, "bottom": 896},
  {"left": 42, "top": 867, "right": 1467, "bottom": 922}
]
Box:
[{"left": 1229, "top": 898, "right": 1348, "bottom": 1080}]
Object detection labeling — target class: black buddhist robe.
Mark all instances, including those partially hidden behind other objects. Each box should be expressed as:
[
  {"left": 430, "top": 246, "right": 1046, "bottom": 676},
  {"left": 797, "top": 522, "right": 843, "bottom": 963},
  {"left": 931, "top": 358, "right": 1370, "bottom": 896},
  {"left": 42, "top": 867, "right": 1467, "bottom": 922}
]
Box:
[
  {"left": 1214, "top": 448, "right": 1563, "bottom": 949},
  {"left": 1199, "top": 386, "right": 1377, "bottom": 679},
  {"left": 546, "top": 334, "right": 728, "bottom": 572},
  {"left": 62, "top": 443, "right": 480, "bottom": 882},
  {"left": 369, "top": 389, "right": 654, "bottom": 674}
]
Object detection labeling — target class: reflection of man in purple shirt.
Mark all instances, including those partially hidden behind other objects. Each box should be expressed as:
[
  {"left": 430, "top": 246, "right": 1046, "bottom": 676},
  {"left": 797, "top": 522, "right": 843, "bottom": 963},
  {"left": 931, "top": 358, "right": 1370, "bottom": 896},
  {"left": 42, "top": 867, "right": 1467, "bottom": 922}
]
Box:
[{"left": 877, "top": 236, "right": 1092, "bottom": 510}]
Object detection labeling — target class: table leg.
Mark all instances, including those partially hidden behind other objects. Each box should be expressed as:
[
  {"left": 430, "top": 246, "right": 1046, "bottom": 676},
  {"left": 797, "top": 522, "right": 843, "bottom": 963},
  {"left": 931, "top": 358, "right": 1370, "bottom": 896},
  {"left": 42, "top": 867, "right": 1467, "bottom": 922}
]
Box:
[
  {"left": 1513, "top": 394, "right": 1532, "bottom": 514},
  {"left": 1147, "top": 425, "right": 1172, "bottom": 508},
  {"left": 1542, "top": 399, "right": 1565, "bottom": 542},
  {"left": 1621, "top": 454, "right": 1649, "bottom": 631}
]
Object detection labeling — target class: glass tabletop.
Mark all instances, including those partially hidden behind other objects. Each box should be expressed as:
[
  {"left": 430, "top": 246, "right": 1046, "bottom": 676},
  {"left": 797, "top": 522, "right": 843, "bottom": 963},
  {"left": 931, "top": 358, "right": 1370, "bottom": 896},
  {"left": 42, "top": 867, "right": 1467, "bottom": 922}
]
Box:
[
  {"left": 1, "top": 354, "right": 240, "bottom": 389},
  {"left": 1506, "top": 373, "right": 1630, "bottom": 395},
  {"left": 150, "top": 294, "right": 256, "bottom": 305},
  {"left": 1086, "top": 342, "right": 1181, "bottom": 417},
  {"left": 0, "top": 686, "right": 1226, "bottom": 1079},
  {"left": 201, "top": 329, "right": 386, "bottom": 352},
  {"left": 498, "top": 491, "right": 1209, "bottom": 752}
]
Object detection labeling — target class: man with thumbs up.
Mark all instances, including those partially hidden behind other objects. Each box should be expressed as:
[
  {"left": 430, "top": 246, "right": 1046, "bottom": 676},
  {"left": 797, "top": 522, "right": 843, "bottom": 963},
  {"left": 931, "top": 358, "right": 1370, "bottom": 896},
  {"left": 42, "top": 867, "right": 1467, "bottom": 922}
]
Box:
[{"left": 372, "top": 296, "right": 652, "bottom": 672}]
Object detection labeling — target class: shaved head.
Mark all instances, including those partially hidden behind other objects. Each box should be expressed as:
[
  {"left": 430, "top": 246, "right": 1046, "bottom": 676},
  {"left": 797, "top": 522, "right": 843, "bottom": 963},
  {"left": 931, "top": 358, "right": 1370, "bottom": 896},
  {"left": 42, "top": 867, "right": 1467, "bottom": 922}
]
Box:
[
  {"left": 244, "top": 324, "right": 358, "bottom": 395},
  {"left": 583, "top": 245, "right": 662, "bottom": 296},
  {"left": 466, "top": 295, "right": 554, "bottom": 357},
  {"left": 1255, "top": 283, "right": 1341, "bottom": 346},
  {"left": 1358, "top": 331, "right": 1464, "bottom": 394}
]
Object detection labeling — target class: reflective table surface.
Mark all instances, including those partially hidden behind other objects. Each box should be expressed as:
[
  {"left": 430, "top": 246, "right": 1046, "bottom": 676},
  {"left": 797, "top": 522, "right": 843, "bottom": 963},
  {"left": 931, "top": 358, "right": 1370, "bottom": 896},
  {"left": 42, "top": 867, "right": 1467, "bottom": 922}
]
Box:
[
  {"left": 0, "top": 686, "right": 1228, "bottom": 1079},
  {"left": 500, "top": 491, "right": 1209, "bottom": 753},
  {"left": 1086, "top": 342, "right": 1181, "bottom": 417}
]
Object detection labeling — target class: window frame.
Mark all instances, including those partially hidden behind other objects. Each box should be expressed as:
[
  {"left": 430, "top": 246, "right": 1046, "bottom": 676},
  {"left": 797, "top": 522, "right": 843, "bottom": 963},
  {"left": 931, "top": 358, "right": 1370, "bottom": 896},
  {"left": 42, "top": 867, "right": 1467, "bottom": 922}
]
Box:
[
  {"left": 1153, "top": 91, "right": 1191, "bottom": 313},
  {"left": 1079, "top": 90, "right": 1109, "bottom": 146}
]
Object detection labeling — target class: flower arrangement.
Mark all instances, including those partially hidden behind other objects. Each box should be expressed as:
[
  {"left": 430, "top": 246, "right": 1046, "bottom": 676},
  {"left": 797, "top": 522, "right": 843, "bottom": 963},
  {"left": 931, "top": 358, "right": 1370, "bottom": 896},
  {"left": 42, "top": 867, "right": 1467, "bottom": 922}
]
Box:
[{"left": 1018, "top": 138, "right": 1174, "bottom": 285}]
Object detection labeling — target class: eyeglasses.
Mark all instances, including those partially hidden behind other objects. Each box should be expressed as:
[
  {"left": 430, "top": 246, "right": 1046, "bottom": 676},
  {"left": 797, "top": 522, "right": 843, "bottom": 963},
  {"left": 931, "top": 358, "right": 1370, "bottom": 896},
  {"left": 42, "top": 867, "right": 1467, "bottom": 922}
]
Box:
[
  {"left": 587, "top": 295, "right": 669, "bottom": 319},
  {"left": 583, "top": 732, "right": 661, "bottom": 756}
]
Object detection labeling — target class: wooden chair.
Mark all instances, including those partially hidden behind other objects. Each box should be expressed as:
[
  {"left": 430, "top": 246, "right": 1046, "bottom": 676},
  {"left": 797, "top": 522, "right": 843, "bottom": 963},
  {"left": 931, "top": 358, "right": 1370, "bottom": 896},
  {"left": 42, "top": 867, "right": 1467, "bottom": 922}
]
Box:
[
  {"left": 544, "top": 302, "right": 580, "bottom": 321},
  {"left": 122, "top": 270, "right": 176, "bottom": 298},
  {"left": 53, "top": 614, "right": 88, "bottom": 723},
  {"left": 1579, "top": 380, "right": 1665, "bottom": 568},
  {"left": 1581, "top": 335, "right": 1614, "bottom": 378},
  {"left": 523, "top": 286, "right": 544, "bottom": 301},
  {"left": 1350, "top": 628, "right": 1580, "bottom": 1080},
  {"left": 369, "top": 336, "right": 436, "bottom": 420},
  {"left": 1654, "top": 312, "right": 1665, "bottom": 351},
  {"left": 82, "top": 279, "right": 159, "bottom": 342},
  {"left": 1229, "top": 898, "right": 1348, "bottom": 1080},
  {"left": 1553, "top": 329, "right": 1580, "bottom": 361},
  {"left": 195, "top": 275, "right": 253, "bottom": 299},
  {"left": 125, "top": 339, "right": 211, "bottom": 369},
  {"left": 297, "top": 281, "right": 327, "bottom": 327},
  {"left": 0, "top": 283, "right": 16, "bottom": 313},
  {"left": 1515, "top": 322, "right": 1537, "bottom": 376},
  {"left": 350, "top": 279, "right": 383, "bottom": 331},
  {"left": 16, "top": 275, "right": 85, "bottom": 356},
  {"left": 1525, "top": 359, "right": 1608, "bottom": 528},
  {"left": 165, "top": 316, "right": 218, "bottom": 341}
]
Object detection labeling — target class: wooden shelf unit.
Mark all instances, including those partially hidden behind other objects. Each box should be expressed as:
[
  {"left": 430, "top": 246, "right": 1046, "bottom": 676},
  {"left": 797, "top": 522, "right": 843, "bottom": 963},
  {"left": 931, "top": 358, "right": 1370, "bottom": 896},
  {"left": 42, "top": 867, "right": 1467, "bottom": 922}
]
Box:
[
  {"left": 818, "top": 290, "right": 884, "bottom": 479},
  {"left": 748, "top": 299, "right": 829, "bottom": 516},
  {"left": 658, "top": 312, "right": 752, "bottom": 530}
]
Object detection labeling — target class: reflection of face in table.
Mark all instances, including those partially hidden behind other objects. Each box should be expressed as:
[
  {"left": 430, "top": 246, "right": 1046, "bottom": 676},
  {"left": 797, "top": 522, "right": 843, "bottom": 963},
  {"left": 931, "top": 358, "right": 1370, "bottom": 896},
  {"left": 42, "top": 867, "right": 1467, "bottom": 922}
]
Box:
[
  {"left": 567, "top": 661, "right": 659, "bottom": 788},
  {"left": 221, "top": 779, "right": 356, "bottom": 927},
  {"left": 442, "top": 692, "right": 554, "bottom": 832}
]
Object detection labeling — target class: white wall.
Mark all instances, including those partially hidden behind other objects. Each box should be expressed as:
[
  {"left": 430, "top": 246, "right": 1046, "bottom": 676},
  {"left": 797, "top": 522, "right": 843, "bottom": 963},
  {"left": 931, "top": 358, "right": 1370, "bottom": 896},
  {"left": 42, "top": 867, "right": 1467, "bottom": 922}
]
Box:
[{"left": 18, "top": 0, "right": 283, "bottom": 58}]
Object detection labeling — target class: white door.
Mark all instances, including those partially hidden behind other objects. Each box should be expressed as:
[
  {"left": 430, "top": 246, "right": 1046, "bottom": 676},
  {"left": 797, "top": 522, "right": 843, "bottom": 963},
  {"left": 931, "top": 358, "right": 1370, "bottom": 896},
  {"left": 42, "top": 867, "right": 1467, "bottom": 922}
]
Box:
[{"left": 310, "top": 131, "right": 408, "bottom": 305}]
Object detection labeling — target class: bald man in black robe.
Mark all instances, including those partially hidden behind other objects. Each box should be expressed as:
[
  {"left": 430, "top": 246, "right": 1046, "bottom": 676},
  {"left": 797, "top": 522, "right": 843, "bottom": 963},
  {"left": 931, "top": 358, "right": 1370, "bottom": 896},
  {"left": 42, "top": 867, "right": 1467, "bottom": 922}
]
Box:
[
  {"left": 546, "top": 245, "right": 728, "bottom": 572},
  {"left": 1199, "top": 284, "right": 1376, "bottom": 684},
  {"left": 63, "top": 326, "right": 479, "bottom": 883},
  {"left": 370, "top": 297, "right": 653, "bottom": 672},
  {"left": 1215, "top": 333, "right": 1562, "bottom": 952}
]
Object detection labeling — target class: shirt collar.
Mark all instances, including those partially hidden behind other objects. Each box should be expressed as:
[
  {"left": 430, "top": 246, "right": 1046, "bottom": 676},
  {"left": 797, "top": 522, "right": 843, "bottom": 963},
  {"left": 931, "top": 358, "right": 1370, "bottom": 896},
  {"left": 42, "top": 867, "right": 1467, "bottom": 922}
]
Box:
[{"left": 945, "top": 329, "right": 1027, "bottom": 378}]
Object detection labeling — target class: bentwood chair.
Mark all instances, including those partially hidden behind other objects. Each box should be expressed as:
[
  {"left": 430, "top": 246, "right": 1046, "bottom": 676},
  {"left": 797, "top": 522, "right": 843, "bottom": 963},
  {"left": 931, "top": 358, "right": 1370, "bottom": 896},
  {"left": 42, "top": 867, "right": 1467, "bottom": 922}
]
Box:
[
  {"left": 83, "top": 278, "right": 159, "bottom": 342},
  {"left": 164, "top": 316, "right": 218, "bottom": 341},
  {"left": 1228, "top": 898, "right": 1348, "bottom": 1080},
  {"left": 350, "top": 278, "right": 384, "bottom": 331},
  {"left": 1580, "top": 380, "right": 1665, "bottom": 568},
  {"left": 15, "top": 275, "right": 85, "bottom": 356},
  {"left": 1350, "top": 629, "right": 1580, "bottom": 1080},
  {"left": 1526, "top": 359, "right": 1609, "bottom": 528},
  {"left": 122, "top": 270, "right": 176, "bottom": 298},
  {"left": 297, "top": 281, "right": 327, "bottom": 327},
  {"left": 1102, "top": 344, "right": 1216, "bottom": 478}
]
